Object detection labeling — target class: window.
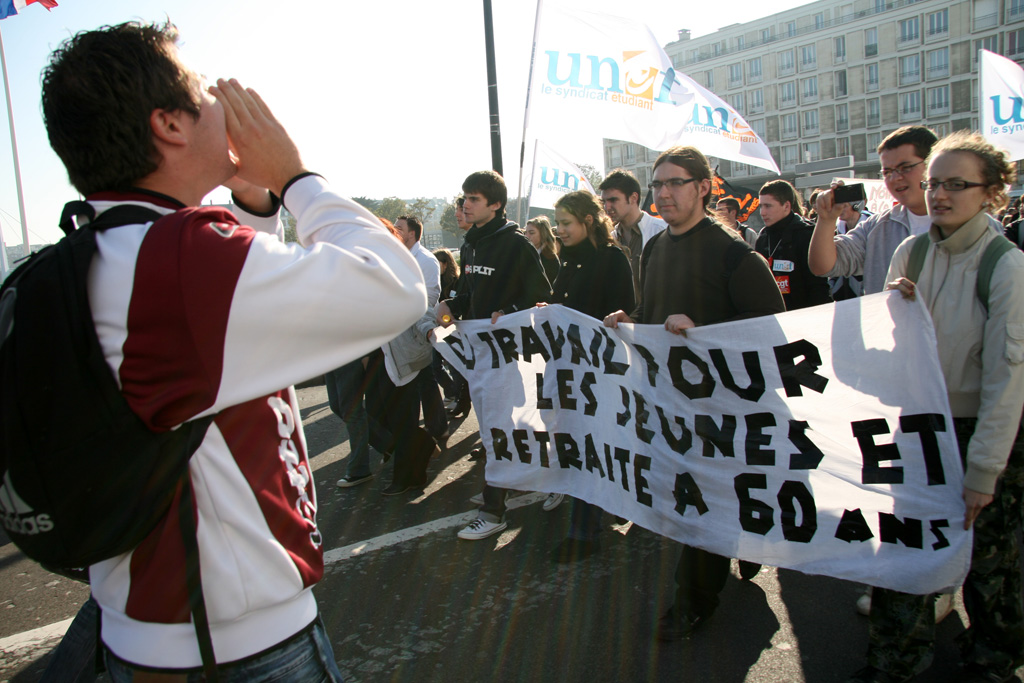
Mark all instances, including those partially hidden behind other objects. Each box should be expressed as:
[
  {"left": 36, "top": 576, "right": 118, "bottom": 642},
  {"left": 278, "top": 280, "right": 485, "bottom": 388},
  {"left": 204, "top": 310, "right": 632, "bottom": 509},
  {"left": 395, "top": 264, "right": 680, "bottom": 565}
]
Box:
[
  {"left": 900, "top": 54, "right": 921, "bottom": 85},
  {"left": 874, "top": 0, "right": 885, "bottom": 13},
  {"left": 865, "top": 28, "right": 878, "bottom": 57},
  {"left": 803, "top": 109, "right": 820, "bottom": 135},
  {"left": 927, "top": 48, "right": 949, "bottom": 78},
  {"left": 625, "top": 144, "right": 636, "bottom": 163},
  {"left": 933, "top": 122, "right": 950, "bottom": 138},
  {"left": 802, "top": 76, "right": 819, "bottom": 103},
  {"left": 1011, "top": 29, "right": 1024, "bottom": 56},
  {"left": 866, "top": 63, "right": 880, "bottom": 91},
  {"left": 836, "top": 103, "right": 849, "bottom": 132},
  {"left": 975, "top": 0, "right": 999, "bottom": 30},
  {"left": 779, "top": 50, "right": 795, "bottom": 76},
  {"left": 803, "top": 141, "right": 821, "bottom": 163},
  {"left": 814, "top": 13, "right": 825, "bottom": 29},
  {"left": 927, "top": 9, "right": 948, "bottom": 36},
  {"left": 608, "top": 146, "right": 622, "bottom": 167},
  {"left": 868, "top": 132, "right": 881, "bottom": 158},
  {"left": 975, "top": 35, "right": 999, "bottom": 61},
  {"left": 782, "top": 145, "right": 799, "bottom": 169},
  {"left": 927, "top": 85, "right": 950, "bottom": 115},
  {"left": 868, "top": 98, "right": 880, "bottom": 127},
  {"left": 730, "top": 92, "right": 746, "bottom": 113},
  {"left": 800, "top": 44, "right": 817, "bottom": 70},
  {"left": 729, "top": 63, "right": 744, "bottom": 87},
  {"left": 900, "top": 90, "right": 922, "bottom": 120},
  {"left": 761, "top": 28, "right": 773, "bottom": 43},
  {"left": 835, "top": 36, "right": 847, "bottom": 63},
  {"left": 686, "top": 48, "right": 698, "bottom": 63},
  {"left": 899, "top": 17, "right": 920, "bottom": 44},
  {"left": 782, "top": 113, "right": 799, "bottom": 138},
  {"left": 786, "top": 21, "right": 796, "bottom": 37},
  {"left": 751, "top": 118, "right": 766, "bottom": 139},
  {"left": 1012, "top": 0, "right": 1024, "bottom": 20},
  {"left": 750, "top": 88, "right": 764, "bottom": 113},
  {"left": 780, "top": 81, "right": 797, "bottom": 107},
  {"left": 748, "top": 57, "right": 763, "bottom": 82},
  {"left": 735, "top": 36, "right": 745, "bottom": 50},
  {"left": 705, "top": 70, "right": 715, "bottom": 89},
  {"left": 713, "top": 42, "right": 722, "bottom": 56},
  {"left": 835, "top": 70, "right": 848, "bottom": 97},
  {"left": 836, "top": 137, "right": 850, "bottom": 157}
]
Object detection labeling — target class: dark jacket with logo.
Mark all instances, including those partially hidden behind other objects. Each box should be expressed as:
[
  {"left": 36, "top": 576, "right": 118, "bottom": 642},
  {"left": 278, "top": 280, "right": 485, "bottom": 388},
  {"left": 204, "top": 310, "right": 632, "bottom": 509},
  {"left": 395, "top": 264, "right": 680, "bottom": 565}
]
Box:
[
  {"left": 551, "top": 239, "right": 634, "bottom": 320},
  {"left": 445, "top": 214, "right": 550, "bottom": 321},
  {"left": 754, "top": 212, "right": 831, "bottom": 311}
]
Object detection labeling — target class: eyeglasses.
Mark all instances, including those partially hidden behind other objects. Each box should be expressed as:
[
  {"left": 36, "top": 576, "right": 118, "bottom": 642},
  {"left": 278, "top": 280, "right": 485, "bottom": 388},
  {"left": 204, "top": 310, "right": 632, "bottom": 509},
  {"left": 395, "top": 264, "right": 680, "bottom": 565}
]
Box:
[
  {"left": 649, "top": 178, "right": 698, "bottom": 192},
  {"left": 920, "top": 179, "right": 989, "bottom": 192},
  {"left": 879, "top": 160, "right": 924, "bottom": 179}
]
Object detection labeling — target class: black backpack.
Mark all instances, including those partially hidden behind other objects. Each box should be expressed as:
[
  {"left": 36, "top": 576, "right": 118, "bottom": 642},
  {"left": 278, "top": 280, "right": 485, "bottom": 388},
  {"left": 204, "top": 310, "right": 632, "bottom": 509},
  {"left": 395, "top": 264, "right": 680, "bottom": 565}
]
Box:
[{"left": 0, "top": 202, "right": 218, "bottom": 676}]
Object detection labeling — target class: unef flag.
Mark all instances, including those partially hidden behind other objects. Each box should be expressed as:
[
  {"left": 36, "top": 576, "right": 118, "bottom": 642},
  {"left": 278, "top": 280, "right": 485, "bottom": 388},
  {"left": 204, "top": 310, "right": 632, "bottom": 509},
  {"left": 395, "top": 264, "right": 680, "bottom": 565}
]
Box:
[
  {"left": 0, "top": 0, "right": 57, "bottom": 19},
  {"left": 528, "top": 140, "right": 597, "bottom": 210},
  {"left": 527, "top": 2, "right": 779, "bottom": 174},
  {"left": 981, "top": 49, "right": 1024, "bottom": 161}
]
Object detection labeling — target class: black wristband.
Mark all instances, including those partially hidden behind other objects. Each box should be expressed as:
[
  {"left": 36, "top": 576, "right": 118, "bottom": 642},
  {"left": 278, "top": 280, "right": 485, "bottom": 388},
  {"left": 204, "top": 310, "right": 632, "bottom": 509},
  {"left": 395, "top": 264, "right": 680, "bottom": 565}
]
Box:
[
  {"left": 231, "top": 190, "right": 281, "bottom": 218},
  {"left": 280, "top": 172, "right": 324, "bottom": 207}
]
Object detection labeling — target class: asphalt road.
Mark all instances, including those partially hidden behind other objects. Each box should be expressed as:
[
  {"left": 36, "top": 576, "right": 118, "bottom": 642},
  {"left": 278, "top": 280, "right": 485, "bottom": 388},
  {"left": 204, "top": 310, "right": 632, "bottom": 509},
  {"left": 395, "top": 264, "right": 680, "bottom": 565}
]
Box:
[{"left": 1, "top": 385, "right": 1021, "bottom": 683}]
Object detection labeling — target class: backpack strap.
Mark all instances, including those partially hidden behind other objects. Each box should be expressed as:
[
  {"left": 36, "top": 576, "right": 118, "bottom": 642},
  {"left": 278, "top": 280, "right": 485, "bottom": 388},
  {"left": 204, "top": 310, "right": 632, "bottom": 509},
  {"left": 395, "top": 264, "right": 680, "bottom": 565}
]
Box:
[
  {"left": 976, "top": 235, "right": 1016, "bottom": 314},
  {"left": 905, "top": 234, "right": 931, "bottom": 284}
]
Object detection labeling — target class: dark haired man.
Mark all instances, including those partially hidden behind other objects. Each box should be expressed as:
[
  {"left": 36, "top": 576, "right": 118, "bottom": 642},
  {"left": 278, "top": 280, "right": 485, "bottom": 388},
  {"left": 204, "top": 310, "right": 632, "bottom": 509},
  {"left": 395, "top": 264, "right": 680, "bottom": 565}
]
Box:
[
  {"left": 435, "top": 170, "right": 549, "bottom": 540},
  {"left": 395, "top": 215, "right": 449, "bottom": 446},
  {"left": 755, "top": 179, "right": 831, "bottom": 310},
  {"left": 40, "top": 22, "right": 424, "bottom": 679},
  {"left": 716, "top": 197, "right": 758, "bottom": 247},
  {"left": 599, "top": 168, "right": 666, "bottom": 302},
  {"left": 605, "top": 146, "right": 783, "bottom": 641},
  {"left": 810, "top": 126, "right": 943, "bottom": 295}
]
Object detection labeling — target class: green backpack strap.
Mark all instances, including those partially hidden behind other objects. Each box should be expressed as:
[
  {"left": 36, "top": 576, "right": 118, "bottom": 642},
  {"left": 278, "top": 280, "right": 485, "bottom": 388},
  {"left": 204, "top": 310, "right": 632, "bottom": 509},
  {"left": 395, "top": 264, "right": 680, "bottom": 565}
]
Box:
[
  {"left": 905, "top": 233, "right": 931, "bottom": 284},
  {"left": 976, "top": 235, "right": 1016, "bottom": 314}
]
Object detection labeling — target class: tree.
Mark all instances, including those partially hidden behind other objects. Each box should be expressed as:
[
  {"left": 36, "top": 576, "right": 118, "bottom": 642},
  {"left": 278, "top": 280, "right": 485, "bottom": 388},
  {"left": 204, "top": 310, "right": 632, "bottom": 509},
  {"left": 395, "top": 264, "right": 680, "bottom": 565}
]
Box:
[
  {"left": 281, "top": 210, "right": 298, "bottom": 243},
  {"left": 352, "top": 197, "right": 379, "bottom": 213},
  {"left": 440, "top": 200, "right": 459, "bottom": 241},
  {"left": 375, "top": 197, "right": 408, "bottom": 224},
  {"left": 407, "top": 197, "right": 433, "bottom": 222},
  {"left": 577, "top": 163, "right": 603, "bottom": 191}
]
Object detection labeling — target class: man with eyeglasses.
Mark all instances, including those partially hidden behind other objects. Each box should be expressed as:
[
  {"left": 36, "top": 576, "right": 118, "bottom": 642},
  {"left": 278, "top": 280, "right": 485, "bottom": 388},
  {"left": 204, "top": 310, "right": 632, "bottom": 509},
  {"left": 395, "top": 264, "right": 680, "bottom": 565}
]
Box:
[
  {"left": 809, "top": 126, "right": 937, "bottom": 294},
  {"left": 604, "top": 146, "right": 783, "bottom": 642}
]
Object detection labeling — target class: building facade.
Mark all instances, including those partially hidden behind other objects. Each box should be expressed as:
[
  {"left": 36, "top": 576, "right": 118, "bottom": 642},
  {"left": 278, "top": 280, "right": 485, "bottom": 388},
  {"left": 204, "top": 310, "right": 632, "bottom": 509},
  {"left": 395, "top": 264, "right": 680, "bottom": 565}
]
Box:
[{"left": 604, "top": 0, "right": 1022, "bottom": 194}]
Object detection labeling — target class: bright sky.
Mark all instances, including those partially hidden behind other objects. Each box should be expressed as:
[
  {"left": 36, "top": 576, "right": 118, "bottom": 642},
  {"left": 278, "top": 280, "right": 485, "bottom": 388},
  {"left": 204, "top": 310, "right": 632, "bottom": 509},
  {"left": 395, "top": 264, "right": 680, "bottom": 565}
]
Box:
[{"left": 0, "top": 0, "right": 813, "bottom": 246}]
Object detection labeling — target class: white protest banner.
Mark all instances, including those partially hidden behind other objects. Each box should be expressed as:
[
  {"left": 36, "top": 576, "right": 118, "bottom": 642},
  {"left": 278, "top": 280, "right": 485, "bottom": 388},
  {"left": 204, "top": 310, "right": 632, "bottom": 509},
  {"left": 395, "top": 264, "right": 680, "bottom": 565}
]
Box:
[
  {"left": 981, "top": 49, "right": 1024, "bottom": 162},
  {"left": 527, "top": 2, "right": 780, "bottom": 174},
  {"left": 528, "top": 140, "right": 598, "bottom": 210},
  {"left": 434, "top": 296, "right": 970, "bottom": 595}
]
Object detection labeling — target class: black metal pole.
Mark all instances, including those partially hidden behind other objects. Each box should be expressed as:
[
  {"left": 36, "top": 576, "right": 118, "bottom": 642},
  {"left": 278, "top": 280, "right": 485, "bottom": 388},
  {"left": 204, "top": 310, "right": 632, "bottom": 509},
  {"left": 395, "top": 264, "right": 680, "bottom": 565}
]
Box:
[{"left": 482, "top": 0, "right": 503, "bottom": 175}]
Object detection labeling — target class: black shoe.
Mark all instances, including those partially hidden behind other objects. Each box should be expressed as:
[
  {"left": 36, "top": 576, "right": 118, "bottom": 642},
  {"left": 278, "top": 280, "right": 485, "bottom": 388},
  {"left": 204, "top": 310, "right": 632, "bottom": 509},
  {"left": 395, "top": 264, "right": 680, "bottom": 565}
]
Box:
[
  {"left": 655, "top": 608, "right": 708, "bottom": 642},
  {"left": 469, "top": 445, "right": 486, "bottom": 461},
  {"left": 382, "top": 482, "right": 415, "bottom": 496},
  {"left": 845, "top": 666, "right": 916, "bottom": 683},
  {"left": 738, "top": 560, "right": 762, "bottom": 580},
  {"left": 960, "top": 664, "right": 1016, "bottom": 683},
  {"left": 447, "top": 395, "right": 471, "bottom": 418},
  {"left": 550, "top": 537, "right": 601, "bottom": 563}
]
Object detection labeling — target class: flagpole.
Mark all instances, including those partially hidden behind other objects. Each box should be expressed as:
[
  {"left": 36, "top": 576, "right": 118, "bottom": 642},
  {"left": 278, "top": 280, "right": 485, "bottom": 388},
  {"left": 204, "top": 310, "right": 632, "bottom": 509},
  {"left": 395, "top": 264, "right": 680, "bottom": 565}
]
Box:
[
  {"left": 0, "top": 25, "right": 30, "bottom": 260},
  {"left": 516, "top": 0, "right": 544, "bottom": 226},
  {"left": 482, "top": 0, "right": 504, "bottom": 178},
  {"left": 523, "top": 139, "right": 539, "bottom": 222},
  {"left": 0, "top": 218, "right": 9, "bottom": 280}
]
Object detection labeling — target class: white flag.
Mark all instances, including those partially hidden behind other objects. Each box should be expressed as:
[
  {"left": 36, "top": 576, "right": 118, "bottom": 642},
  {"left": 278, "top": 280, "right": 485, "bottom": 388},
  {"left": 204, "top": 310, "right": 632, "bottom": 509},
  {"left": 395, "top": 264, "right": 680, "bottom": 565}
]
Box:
[
  {"left": 528, "top": 140, "right": 597, "bottom": 210},
  {"left": 527, "top": 3, "right": 779, "bottom": 174},
  {"left": 981, "top": 49, "right": 1024, "bottom": 162}
]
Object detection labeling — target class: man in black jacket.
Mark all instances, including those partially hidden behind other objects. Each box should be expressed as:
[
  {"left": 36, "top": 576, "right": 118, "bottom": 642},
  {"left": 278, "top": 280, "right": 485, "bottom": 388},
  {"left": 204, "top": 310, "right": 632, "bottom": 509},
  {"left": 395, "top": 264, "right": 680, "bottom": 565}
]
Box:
[
  {"left": 435, "top": 170, "right": 550, "bottom": 540},
  {"left": 754, "top": 180, "right": 831, "bottom": 310}
]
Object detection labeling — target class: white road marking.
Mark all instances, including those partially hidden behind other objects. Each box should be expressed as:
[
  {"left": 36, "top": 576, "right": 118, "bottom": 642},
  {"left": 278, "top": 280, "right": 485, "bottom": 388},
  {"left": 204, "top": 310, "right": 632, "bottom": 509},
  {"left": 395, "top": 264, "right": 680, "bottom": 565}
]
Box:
[{"left": 0, "top": 492, "right": 548, "bottom": 656}]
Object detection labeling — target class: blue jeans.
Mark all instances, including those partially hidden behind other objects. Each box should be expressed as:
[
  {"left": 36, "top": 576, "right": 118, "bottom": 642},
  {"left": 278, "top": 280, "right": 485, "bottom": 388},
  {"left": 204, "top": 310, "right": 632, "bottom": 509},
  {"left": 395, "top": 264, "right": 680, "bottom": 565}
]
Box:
[
  {"left": 104, "top": 617, "right": 343, "bottom": 682},
  {"left": 325, "top": 359, "right": 394, "bottom": 479},
  {"left": 41, "top": 595, "right": 98, "bottom": 683},
  {"left": 416, "top": 367, "right": 448, "bottom": 440}
]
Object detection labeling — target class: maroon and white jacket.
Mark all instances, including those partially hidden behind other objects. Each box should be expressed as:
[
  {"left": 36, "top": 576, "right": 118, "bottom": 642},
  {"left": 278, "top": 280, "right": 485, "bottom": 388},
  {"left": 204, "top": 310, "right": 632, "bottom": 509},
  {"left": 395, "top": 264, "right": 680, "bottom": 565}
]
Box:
[{"left": 85, "top": 175, "right": 425, "bottom": 668}]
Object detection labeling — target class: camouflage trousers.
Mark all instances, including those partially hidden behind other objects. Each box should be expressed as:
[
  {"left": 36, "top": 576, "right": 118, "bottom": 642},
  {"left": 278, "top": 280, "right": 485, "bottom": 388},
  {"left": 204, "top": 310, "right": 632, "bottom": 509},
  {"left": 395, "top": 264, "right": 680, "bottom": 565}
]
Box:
[{"left": 866, "top": 418, "right": 1024, "bottom": 679}]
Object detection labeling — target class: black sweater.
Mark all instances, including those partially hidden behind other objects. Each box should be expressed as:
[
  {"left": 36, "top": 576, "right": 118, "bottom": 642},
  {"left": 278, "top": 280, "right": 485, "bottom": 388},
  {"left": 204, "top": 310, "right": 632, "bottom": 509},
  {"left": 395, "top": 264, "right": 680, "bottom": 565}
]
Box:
[
  {"left": 551, "top": 240, "right": 634, "bottom": 320},
  {"left": 446, "top": 215, "right": 550, "bottom": 321},
  {"left": 753, "top": 212, "right": 831, "bottom": 311}
]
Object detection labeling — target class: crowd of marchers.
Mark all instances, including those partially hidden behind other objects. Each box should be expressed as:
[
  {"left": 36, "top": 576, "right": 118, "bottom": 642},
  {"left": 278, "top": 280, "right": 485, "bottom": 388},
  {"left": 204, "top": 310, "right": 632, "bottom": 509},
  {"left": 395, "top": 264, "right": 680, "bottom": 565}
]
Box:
[{"left": 22, "top": 17, "right": 1024, "bottom": 683}]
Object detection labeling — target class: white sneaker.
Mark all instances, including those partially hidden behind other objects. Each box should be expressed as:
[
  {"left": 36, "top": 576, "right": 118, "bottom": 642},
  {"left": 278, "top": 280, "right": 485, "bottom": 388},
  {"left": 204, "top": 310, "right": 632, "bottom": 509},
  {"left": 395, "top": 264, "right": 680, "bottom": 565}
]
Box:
[
  {"left": 856, "top": 587, "right": 872, "bottom": 616},
  {"left": 542, "top": 492, "right": 565, "bottom": 511},
  {"left": 469, "top": 492, "right": 484, "bottom": 506},
  {"left": 457, "top": 517, "right": 507, "bottom": 540},
  {"left": 934, "top": 592, "right": 954, "bottom": 623}
]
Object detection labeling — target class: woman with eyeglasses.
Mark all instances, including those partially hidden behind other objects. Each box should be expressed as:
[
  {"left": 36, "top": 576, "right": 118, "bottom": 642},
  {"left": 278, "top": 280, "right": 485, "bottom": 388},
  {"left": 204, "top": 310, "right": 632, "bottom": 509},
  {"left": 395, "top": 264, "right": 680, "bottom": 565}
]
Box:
[{"left": 850, "top": 131, "right": 1024, "bottom": 683}]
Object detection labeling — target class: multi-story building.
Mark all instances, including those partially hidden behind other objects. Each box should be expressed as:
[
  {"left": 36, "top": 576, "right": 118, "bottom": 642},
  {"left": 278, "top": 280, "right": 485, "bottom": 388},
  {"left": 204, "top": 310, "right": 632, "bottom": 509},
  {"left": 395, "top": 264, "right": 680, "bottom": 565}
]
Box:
[{"left": 604, "top": 0, "right": 1022, "bottom": 196}]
